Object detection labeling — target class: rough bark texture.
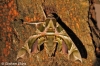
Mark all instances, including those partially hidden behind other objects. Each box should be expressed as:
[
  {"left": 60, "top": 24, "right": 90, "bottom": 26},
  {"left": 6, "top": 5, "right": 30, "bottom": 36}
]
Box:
[
  {"left": 0, "top": 0, "right": 100, "bottom": 66},
  {"left": 89, "top": 0, "right": 100, "bottom": 66}
]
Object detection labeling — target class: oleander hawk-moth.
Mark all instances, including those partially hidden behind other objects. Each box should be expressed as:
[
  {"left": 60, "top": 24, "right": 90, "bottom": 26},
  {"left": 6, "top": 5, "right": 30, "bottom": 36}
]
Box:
[{"left": 16, "top": 13, "right": 82, "bottom": 62}]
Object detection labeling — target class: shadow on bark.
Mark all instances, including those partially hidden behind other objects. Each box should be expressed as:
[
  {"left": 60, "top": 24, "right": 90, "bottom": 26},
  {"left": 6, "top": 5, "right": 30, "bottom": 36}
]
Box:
[
  {"left": 93, "top": 58, "right": 100, "bottom": 66},
  {"left": 52, "top": 13, "right": 87, "bottom": 58}
]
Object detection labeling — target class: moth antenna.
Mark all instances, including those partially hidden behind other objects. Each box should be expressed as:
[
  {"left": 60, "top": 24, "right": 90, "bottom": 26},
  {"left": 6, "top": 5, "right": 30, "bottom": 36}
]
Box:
[{"left": 40, "top": 5, "right": 47, "bottom": 20}]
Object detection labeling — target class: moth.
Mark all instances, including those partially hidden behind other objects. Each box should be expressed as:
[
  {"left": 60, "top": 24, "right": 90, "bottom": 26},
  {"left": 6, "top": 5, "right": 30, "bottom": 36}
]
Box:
[{"left": 17, "top": 9, "right": 82, "bottom": 62}]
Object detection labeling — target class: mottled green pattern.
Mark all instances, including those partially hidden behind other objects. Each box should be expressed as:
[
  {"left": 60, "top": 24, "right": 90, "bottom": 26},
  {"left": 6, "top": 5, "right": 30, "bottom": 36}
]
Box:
[{"left": 17, "top": 17, "right": 82, "bottom": 63}]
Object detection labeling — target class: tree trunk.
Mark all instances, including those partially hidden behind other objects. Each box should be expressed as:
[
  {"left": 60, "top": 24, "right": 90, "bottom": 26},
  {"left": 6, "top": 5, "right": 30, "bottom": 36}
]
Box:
[{"left": 0, "top": 0, "right": 100, "bottom": 66}]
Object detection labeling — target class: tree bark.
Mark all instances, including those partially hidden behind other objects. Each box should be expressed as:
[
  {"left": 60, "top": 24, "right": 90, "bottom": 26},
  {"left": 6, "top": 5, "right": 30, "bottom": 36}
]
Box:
[{"left": 0, "top": 0, "right": 100, "bottom": 66}]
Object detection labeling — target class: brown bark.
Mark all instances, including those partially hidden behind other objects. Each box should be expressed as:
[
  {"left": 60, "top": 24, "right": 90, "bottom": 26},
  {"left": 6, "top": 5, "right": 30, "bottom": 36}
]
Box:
[{"left": 0, "top": 0, "right": 100, "bottom": 66}]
